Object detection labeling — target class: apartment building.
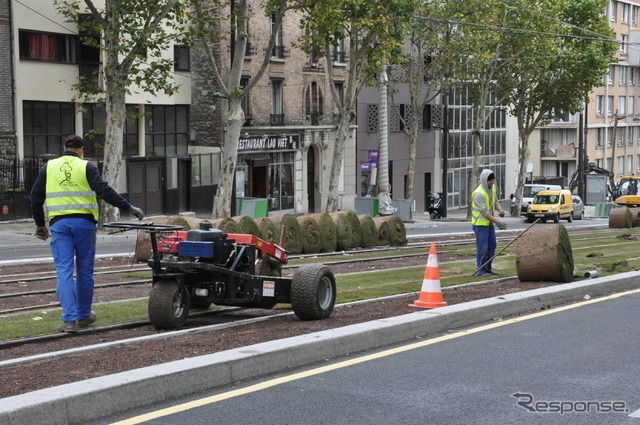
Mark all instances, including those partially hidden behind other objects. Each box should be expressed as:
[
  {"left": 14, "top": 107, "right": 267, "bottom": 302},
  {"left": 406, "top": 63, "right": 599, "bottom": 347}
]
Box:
[
  {"left": 1, "top": 1, "right": 354, "bottom": 220},
  {"left": 194, "top": 5, "right": 356, "bottom": 216},
  {"left": 587, "top": 0, "right": 640, "bottom": 179}
]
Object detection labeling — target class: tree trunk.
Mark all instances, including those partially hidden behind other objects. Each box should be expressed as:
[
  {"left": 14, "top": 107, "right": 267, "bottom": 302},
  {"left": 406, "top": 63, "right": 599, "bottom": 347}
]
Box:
[
  {"left": 100, "top": 53, "right": 127, "bottom": 225},
  {"left": 467, "top": 103, "right": 485, "bottom": 219},
  {"left": 212, "top": 99, "right": 244, "bottom": 218},
  {"left": 516, "top": 224, "right": 574, "bottom": 282},
  {"left": 512, "top": 125, "right": 530, "bottom": 217},
  {"left": 325, "top": 113, "right": 352, "bottom": 212}
]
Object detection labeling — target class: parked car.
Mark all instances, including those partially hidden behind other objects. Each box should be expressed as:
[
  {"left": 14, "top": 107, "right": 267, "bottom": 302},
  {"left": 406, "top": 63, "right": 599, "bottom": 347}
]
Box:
[
  {"left": 572, "top": 195, "right": 584, "bottom": 220},
  {"left": 526, "top": 189, "right": 574, "bottom": 223}
]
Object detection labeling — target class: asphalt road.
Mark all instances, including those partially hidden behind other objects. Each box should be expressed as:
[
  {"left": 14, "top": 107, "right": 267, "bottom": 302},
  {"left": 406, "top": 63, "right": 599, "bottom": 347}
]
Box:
[{"left": 99, "top": 290, "right": 640, "bottom": 425}]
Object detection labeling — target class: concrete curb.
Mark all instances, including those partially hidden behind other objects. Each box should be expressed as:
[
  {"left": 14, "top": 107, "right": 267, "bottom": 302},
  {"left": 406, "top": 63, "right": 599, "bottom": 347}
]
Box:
[{"left": 2, "top": 272, "right": 640, "bottom": 424}]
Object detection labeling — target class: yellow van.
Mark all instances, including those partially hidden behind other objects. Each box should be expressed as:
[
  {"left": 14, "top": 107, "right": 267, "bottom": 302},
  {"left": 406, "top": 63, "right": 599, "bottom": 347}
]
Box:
[{"left": 526, "top": 189, "right": 574, "bottom": 223}]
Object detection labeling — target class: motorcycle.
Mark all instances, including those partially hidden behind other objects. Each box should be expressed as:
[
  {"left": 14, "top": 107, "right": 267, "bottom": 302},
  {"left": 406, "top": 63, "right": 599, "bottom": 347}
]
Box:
[{"left": 427, "top": 192, "right": 443, "bottom": 220}]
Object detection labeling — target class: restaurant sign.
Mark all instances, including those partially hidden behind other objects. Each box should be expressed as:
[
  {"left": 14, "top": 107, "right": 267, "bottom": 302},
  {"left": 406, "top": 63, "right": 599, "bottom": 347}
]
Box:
[{"left": 238, "top": 134, "right": 300, "bottom": 152}]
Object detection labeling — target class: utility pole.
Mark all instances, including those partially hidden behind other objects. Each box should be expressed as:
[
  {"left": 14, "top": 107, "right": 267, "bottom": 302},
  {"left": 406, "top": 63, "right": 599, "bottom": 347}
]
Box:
[{"left": 577, "top": 105, "right": 585, "bottom": 201}]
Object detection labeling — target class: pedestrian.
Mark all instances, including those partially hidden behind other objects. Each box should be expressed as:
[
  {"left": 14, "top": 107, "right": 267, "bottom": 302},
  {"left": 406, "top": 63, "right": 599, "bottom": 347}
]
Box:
[
  {"left": 471, "top": 169, "right": 507, "bottom": 276},
  {"left": 30, "top": 134, "right": 145, "bottom": 333}
]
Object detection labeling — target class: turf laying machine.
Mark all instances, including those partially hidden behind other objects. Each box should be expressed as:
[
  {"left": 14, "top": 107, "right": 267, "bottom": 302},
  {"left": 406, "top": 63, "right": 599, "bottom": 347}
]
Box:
[{"left": 104, "top": 221, "right": 336, "bottom": 329}]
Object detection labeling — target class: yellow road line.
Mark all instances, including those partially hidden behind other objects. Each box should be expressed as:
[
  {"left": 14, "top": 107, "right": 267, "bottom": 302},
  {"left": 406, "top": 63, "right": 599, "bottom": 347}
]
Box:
[{"left": 111, "top": 288, "right": 640, "bottom": 425}]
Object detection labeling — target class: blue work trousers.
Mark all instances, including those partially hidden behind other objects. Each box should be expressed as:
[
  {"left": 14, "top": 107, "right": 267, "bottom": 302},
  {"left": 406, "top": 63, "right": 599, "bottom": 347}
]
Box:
[
  {"left": 473, "top": 223, "right": 496, "bottom": 275},
  {"left": 50, "top": 218, "right": 97, "bottom": 322}
]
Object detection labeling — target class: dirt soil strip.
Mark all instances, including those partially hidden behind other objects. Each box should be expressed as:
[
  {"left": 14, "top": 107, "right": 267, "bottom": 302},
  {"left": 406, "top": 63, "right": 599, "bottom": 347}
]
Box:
[{"left": 0, "top": 278, "right": 560, "bottom": 399}]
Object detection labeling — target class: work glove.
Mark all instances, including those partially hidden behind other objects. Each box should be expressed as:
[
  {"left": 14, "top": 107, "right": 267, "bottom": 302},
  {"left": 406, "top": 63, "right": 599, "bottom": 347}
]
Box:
[
  {"left": 496, "top": 221, "right": 507, "bottom": 231},
  {"left": 498, "top": 210, "right": 506, "bottom": 218},
  {"left": 35, "top": 225, "right": 50, "bottom": 241},
  {"left": 130, "top": 206, "right": 145, "bottom": 221}
]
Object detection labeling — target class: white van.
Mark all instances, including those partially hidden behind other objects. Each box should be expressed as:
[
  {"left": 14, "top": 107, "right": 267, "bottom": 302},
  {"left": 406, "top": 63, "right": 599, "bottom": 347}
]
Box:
[{"left": 512, "top": 183, "right": 562, "bottom": 215}]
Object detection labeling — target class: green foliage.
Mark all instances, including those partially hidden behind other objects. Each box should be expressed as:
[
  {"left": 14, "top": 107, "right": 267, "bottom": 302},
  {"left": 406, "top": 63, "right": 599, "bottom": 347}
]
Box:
[{"left": 54, "top": 0, "right": 191, "bottom": 99}]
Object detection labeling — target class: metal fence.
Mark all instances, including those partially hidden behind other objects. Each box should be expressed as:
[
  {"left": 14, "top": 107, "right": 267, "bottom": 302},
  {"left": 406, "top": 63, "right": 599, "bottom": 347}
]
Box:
[{"left": 0, "top": 158, "right": 41, "bottom": 199}]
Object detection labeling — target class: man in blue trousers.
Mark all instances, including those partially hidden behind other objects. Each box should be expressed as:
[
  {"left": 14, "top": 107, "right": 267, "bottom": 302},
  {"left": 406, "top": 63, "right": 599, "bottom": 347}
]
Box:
[
  {"left": 471, "top": 169, "right": 507, "bottom": 276},
  {"left": 30, "top": 134, "right": 144, "bottom": 333}
]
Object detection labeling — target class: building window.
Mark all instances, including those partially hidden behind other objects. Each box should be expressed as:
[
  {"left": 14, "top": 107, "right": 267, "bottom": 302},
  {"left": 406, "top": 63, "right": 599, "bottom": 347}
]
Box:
[
  {"left": 174, "top": 45, "right": 190, "bottom": 71},
  {"left": 22, "top": 101, "right": 75, "bottom": 158},
  {"left": 623, "top": 3, "right": 630, "bottom": 23},
  {"left": 240, "top": 76, "right": 251, "bottom": 123},
  {"left": 18, "top": 30, "right": 76, "bottom": 63},
  {"left": 607, "top": 95, "right": 614, "bottom": 114},
  {"left": 629, "top": 96, "right": 635, "bottom": 115},
  {"left": 82, "top": 104, "right": 138, "bottom": 158},
  {"left": 596, "top": 95, "right": 604, "bottom": 115},
  {"left": 78, "top": 14, "right": 101, "bottom": 91},
  {"left": 633, "top": 6, "right": 639, "bottom": 25},
  {"left": 268, "top": 152, "right": 295, "bottom": 212},
  {"left": 621, "top": 35, "right": 628, "bottom": 54},
  {"left": 333, "top": 81, "right": 344, "bottom": 123},
  {"left": 305, "top": 82, "right": 324, "bottom": 125},
  {"left": 618, "top": 96, "right": 626, "bottom": 114},
  {"left": 608, "top": 66, "right": 614, "bottom": 84},
  {"left": 271, "top": 79, "right": 284, "bottom": 125},
  {"left": 610, "top": 0, "right": 617, "bottom": 21},
  {"left": 271, "top": 12, "right": 284, "bottom": 59},
  {"left": 630, "top": 67, "right": 636, "bottom": 85},
  {"left": 333, "top": 38, "right": 346, "bottom": 63},
  {"left": 422, "top": 104, "right": 432, "bottom": 130},
  {"left": 145, "top": 105, "right": 189, "bottom": 156},
  {"left": 596, "top": 128, "right": 604, "bottom": 147}
]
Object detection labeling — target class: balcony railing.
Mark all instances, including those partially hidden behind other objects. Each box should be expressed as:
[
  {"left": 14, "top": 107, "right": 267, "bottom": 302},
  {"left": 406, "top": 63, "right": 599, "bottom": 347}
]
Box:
[
  {"left": 271, "top": 46, "right": 285, "bottom": 59},
  {"left": 271, "top": 114, "right": 285, "bottom": 126}
]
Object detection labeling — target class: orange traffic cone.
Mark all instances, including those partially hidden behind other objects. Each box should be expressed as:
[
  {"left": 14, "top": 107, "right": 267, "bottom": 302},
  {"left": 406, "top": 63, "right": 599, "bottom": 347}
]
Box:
[{"left": 409, "top": 243, "right": 447, "bottom": 309}]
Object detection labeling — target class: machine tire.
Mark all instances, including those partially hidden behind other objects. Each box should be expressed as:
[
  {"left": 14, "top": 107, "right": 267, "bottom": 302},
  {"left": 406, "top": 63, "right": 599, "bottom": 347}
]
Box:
[
  {"left": 148, "top": 279, "right": 190, "bottom": 329},
  {"left": 291, "top": 264, "right": 336, "bottom": 320},
  {"left": 553, "top": 214, "right": 559, "bottom": 223}
]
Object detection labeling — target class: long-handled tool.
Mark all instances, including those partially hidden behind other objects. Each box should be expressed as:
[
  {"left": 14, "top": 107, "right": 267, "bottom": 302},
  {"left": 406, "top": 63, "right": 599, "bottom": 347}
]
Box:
[{"left": 471, "top": 218, "right": 540, "bottom": 276}]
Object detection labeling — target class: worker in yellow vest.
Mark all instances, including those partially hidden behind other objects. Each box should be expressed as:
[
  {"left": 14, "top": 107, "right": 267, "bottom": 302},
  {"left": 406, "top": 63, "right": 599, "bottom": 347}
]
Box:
[
  {"left": 30, "top": 134, "right": 144, "bottom": 333},
  {"left": 471, "top": 169, "right": 507, "bottom": 276}
]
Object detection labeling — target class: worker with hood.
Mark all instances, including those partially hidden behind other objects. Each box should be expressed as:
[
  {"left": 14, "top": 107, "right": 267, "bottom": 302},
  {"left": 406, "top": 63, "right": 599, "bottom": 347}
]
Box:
[{"left": 471, "top": 169, "right": 507, "bottom": 276}]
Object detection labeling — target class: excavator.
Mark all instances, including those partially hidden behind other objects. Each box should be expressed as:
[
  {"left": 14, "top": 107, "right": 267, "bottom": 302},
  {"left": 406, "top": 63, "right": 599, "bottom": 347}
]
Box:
[
  {"left": 615, "top": 174, "right": 640, "bottom": 206},
  {"left": 568, "top": 162, "right": 640, "bottom": 207}
]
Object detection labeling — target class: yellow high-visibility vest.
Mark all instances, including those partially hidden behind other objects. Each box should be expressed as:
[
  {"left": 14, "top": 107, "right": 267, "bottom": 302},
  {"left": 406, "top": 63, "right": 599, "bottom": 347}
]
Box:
[
  {"left": 45, "top": 156, "right": 99, "bottom": 221},
  {"left": 471, "top": 184, "right": 497, "bottom": 226}
]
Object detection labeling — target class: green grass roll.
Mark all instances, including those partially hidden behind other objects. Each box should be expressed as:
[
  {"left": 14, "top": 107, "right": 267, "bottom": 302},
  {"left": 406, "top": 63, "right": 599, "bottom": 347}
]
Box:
[
  {"left": 297, "top": 215, "right": 322, "bottom": 254},
  {"left": 270, "top": 214, "right": 303, "bottom": 254},
  {"left": 358, "top": 214, "right": 377, "bottom": 248},
  {"left": 232, "top": 215, "right": 263, "bottom": 238},
  {"left": 305, "top": 213, "right": 337, "bottom": 253},
  {"left": 329, "top": 212, "right": 354, "bottom": 251}
]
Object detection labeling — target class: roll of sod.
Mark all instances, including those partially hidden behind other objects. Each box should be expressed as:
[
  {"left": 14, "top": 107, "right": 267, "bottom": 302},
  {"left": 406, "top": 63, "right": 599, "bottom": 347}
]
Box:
[
  {"left": 516, "top": 224, "right": 574, "bottom": 283},
  {"left": 232, "top": 215, "right": 263, "bottom": 238},
  {"left": 211, "top": 217, "right": 240, "bottom": 234},
  {"left": 372, "top": 217, "right": 391, "bottom": 246},
  {"left": 256, "top": 217, "right": 280, "bottom": 243},
  {"left": 358, "top": 214, "right": 377, "bottom": 248},
  {"left": 297, "top": 215, "right": 322, "bottom": 254},
  {"left": 609, "top": 207, "right": 633, "bottom": 228},
  {"left": 329, "top": 212, "right": 354, "bottom": 251},
  {"left": 305, "top": 213, "right": 337, "bottom": 253},
  {"left": 133, "top": 216, "right": 175, "bottom": 262},
  {"left": 270, "top": 213, "right": 303, "bottom": 254},
  {"left": 343, "top": 210, "right": 362, "bottom": 248},
  {"left": 385, "top": 215, "right": 407, "bottom": 246},
  {"left": 179, "top": 216, "right": 212, "bottom": 231}
]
